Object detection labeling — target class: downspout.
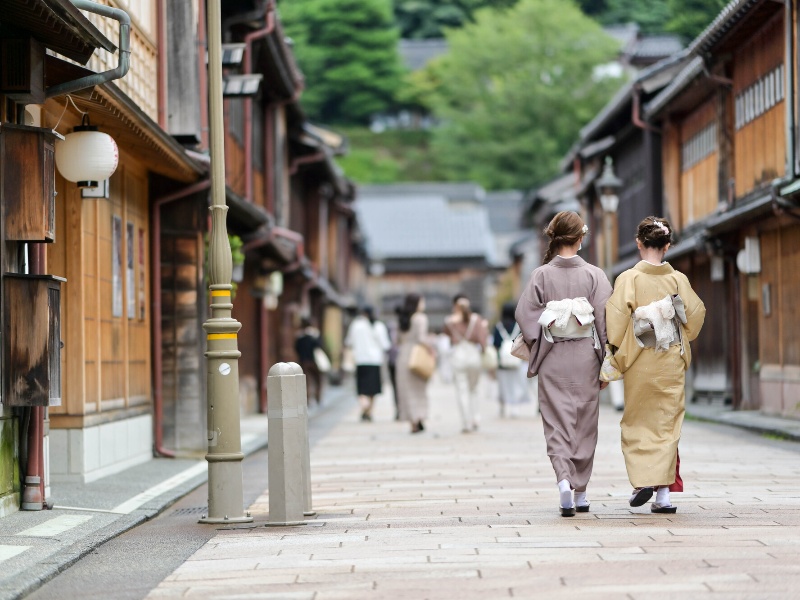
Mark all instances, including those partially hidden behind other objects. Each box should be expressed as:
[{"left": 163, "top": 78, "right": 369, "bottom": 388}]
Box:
[
  {"left": 244, "top": 4, "right": 276, "bottom": 202},
  {"left": 786, "top": 0, "right": 796, "bottom": 177},
  {"left": 197, "top": 0, "right": 210, "bottom": 148},
  {"left": 632, "top": 86, "right": 661, "bottom": 133},
  {"left": 156, "top": 0, "right": 167, "bottom": 129},
  {"left": 21, "top": 244, "right": 47, "bottom": 510},
  {"left": 151, "top": 179, "right": 212, "bottom": 458},
  {"left": 46, "top": 1, "right": 131, "bottom": 98}
]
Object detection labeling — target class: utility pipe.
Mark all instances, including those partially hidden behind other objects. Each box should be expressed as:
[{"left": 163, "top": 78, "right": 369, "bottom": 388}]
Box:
[
  {"left": 244, "top": 4, "right": 276, "bottom": 202},
  {"left": 21, "top": 244, "right": 46, "bottom": 510},
  {"left": 631, "top": 86, "right": 661, "bottom": 133},
  {"left": 46, "top": 1, "right": 131, "bottom": 98},
  {"left": 197, "top": 0, "right": 210, "bottom": 148},
  {"left": 150, "top": 179, "right": 212, "bottom": 458},
  {"left": 156, "top": 0, "right": 167, "bottom": 129}
]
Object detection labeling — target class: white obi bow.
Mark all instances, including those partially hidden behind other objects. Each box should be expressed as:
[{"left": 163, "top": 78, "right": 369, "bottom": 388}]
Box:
[
  {"left": 537, "top": 297, "right": 599, "bottom": 347},
  {"left": 633, "top": 294, "right": 687, "bottom": 352}
]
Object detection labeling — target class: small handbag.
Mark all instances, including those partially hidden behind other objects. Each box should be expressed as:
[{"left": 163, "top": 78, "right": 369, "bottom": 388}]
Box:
[
  {"left": 341, "top": 347, "right": 356, "bottom": 373},
  {"left": 599, "top": 344, "right": 623, "bottom": 382},
  {"left": 510, "top": 333, "right": 531, "bottom": 362},
  {"left": 409, "top": 343, "right": 436, "bottom": 380},
  {"left": 313, "top": 347, "right": 331, "bottom": 373},
  {"left": 481, "top": 344, "right": 498, "bottom": 371}
]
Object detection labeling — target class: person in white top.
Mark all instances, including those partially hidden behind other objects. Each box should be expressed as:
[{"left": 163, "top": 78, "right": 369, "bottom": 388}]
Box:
[{"left": 344, "top": 306, "right": 391, "bottom": 421}]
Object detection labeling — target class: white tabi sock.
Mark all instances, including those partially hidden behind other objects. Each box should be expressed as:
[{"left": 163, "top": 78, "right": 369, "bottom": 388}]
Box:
[
  {"left": 656, "top": 486, "right": 670, "bottom": 506},
  {"left": 558, "top": 479, "right": 573, "bottom": 508},
  {"left": 574, "top": 491, "right": 588, "bottom": 507}
]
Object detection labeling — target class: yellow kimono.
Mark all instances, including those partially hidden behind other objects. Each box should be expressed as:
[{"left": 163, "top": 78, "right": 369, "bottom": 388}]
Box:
[{"left": 606, "top": 261, "right": 705, "bottom": 489}]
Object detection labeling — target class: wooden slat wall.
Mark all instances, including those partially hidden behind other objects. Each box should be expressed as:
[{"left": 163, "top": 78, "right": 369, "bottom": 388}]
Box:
[
  {"left": 777, "top": 224, "right": 800, "bottom": 366},
  {"left": 733, "top": 14, "right": 786, "bottom": 197},
  {"left": 759, "top": 230, "right": 781, "bottom": 366},
  {"left": 662, "top": 119, "right": 682, "bottom": 230},
  {"left": 679, "top": 100, "right": 718, "bottom": 226},
  {"left": 48, "top": 155, "right": 152, "bottom": 418}
]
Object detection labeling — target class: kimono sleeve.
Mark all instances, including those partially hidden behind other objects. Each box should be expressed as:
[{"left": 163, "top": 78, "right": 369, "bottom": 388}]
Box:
[
  {"left": 676, "top": 273, "right": 706, "bottom": 342},
  {"left": 590, "top": 269, "right": 613, "bottom": 350},
  {"left": 605, "top": 271, "right": 635, "bottom": 348},
  {"left": 515, "top": 269, "right": 546, "bottom": 346}
]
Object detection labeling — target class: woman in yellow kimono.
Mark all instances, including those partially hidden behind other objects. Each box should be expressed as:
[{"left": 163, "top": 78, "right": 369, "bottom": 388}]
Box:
[{"left": 605, "top": 217, "right": 705, "bottom": 513}]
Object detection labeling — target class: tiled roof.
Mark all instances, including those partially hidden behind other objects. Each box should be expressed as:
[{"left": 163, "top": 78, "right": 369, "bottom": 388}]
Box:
[
  {"left": 398, "top": 39, "right": 449, "bottom": 71},
  {"left": 630, "top": 35, "right": 684, "bottom": 59},
  {"left": 355, "top": 191, "right": 494, "bottom": 262}
]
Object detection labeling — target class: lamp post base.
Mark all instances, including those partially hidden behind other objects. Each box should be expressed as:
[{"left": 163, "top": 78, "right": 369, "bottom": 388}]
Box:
[{"left": 198, "top": 515, "right": 254, "bottom": 525}]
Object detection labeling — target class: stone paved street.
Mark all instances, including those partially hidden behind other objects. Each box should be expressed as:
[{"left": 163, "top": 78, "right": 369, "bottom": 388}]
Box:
[{"left": 147, "top": 377, "right": 800, "bottom": 600}]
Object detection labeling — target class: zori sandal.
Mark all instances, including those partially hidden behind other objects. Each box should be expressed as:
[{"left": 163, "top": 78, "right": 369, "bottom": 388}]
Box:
[{"left": 629, "top": 487, "right": 654, "bottom": 507}]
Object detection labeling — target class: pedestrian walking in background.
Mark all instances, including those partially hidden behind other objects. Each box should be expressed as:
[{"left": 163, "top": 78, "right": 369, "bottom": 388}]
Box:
[
  {"left": 295, "top": 317, "right": 324, "bottom": 407},
  {"left": 445, "top": 294, "right": 488, "bottom": 433},
  {"left": 434, "top": 329, "right": 453, "bottom": 384},
  {"left": 605, "top": 216, "right": 705, "bottom": 514},
  {"left": 516, "top": 211, "right": 612, "bottom": 517},
  {"left": 493, "top": 302, "right": 530, "bottom": 418},
  {"left": 386, "top": 317, "right": 400, "bottom": 420},
  {"left": 344, "top": 305, "right": 391, "bottom": 422},
  {"left": 395, "top": 294, "right": 431, "bottom": 434}
]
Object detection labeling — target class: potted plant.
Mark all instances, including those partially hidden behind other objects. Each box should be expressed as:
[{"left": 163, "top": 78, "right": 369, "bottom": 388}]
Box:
[{"left": 229, "top": 234, "right": 245, "bottom": 283}]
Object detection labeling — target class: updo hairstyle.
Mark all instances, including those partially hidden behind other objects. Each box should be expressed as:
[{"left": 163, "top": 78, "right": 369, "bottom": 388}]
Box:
[
  {"left": 542, "top": 211, "right": 585, "bottom": 265},
  {"left": 636, "top": 216, "right": 673, "bottom": 250}
]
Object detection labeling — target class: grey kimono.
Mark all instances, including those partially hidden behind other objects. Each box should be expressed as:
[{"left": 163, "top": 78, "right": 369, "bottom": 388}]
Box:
[{"left": 515, "top": 256, "right": 613, "bottom": 491}]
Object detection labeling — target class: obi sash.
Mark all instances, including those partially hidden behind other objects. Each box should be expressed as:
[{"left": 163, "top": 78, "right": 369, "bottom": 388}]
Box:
[
  {"left": 633, "top": 294, "right": 687, "bottom": 353},
  {"left": 537, "top": 297, "right": 600, "bottom": 349}
]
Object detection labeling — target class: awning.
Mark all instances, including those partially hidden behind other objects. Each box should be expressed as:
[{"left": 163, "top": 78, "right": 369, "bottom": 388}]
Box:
[{"left": 4, "top": 0, "right": 116, "bottom": 64}]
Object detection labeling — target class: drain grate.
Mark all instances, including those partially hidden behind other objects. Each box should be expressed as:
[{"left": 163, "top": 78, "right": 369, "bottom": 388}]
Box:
[{"left": 171, "top": 506, "right": 208, "bottom": 516}]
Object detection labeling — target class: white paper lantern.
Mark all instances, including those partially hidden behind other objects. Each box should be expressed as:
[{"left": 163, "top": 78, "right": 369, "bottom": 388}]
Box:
[{"left": 55, "top": 116, "right": 119, "bottom": 188}]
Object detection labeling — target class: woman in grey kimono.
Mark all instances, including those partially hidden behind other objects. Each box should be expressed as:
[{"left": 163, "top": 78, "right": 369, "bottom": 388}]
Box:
[
  {"left": 516, "top": 211, "right": 612, "bottom": 516},
  {"left": 395, "top": 294, "right": 430, "bottom": 434}
]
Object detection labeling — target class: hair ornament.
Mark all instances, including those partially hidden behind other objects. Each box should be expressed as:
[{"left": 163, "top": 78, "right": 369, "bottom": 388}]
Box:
[
  {"left": 652, "top": 220, "right": 669, "bottom": 235},
  {"left": 581, "top": 224, "right": 589, "bottom": 234}
]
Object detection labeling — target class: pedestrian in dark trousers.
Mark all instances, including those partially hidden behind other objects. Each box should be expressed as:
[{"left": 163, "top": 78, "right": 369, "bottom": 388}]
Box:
[{"left": 295, "top": 317, "right": 324, "bottom": 406}]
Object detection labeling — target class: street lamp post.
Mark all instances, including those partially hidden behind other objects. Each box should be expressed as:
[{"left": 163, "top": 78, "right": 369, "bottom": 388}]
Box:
[
  {"left": 595, "top": 156, "right": 622, "bottom": 278},
  {"left": 199, "top": 0, "right": 253, "bottom": 525}
]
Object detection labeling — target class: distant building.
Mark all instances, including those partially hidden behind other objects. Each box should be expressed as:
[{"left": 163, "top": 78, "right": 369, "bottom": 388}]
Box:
[{"left": 355, "top": 183, "right": 496, "bottom": 328}]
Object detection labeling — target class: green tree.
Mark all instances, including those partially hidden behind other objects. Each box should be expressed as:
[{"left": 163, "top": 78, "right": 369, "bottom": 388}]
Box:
[
  {"left": 394, "top": 0, "right": 518, "bottom": 39},
  {"left": 421, "top": 0, "right": 622, "bottom": 189},
  {"left": 665, "top": 0, "right": 727, "bottom": 41},
  {"left": 597, "top": 0, "right": 671, "bottom": 33},
  {"left": 280, "top": 0, "right": 404, "bottom": 125}
]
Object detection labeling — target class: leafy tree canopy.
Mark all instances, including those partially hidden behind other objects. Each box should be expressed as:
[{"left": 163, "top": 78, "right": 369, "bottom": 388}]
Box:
[
  {"left": 394, "top": 0, "right": 517, "bottom": 39},
  {"left": 664, "top": 0, "right": 728, "bottom": 41},
  {"left": 280, "top": 0, "right": 404, "bottom": 125},
  {"left": 420, "top": 0, "right": 622, "bottom": 190}
]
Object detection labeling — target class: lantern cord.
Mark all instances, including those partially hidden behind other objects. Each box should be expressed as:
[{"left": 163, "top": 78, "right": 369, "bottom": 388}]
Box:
[{"left": 52, "top": 95, "right": 88, "bottom": 134}]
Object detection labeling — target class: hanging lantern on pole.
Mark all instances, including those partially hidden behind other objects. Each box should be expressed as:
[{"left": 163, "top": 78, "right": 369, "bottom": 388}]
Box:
[{"left": 55, "top": 114, "right": 119, "bottom": 188}]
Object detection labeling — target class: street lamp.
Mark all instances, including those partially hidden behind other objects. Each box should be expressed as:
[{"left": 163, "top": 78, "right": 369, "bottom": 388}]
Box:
[
  {"left": 199, "top": 0, "right": 252, "bottom": 525},
  {"left": 595, "top": 156, "right": 622, "bottom": 277}
]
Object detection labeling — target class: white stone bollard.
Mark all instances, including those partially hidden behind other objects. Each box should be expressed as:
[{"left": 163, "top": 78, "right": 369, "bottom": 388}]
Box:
[
  {"left": 293, "top": 363, "right": 315, "bottom": 517},
  {"left": 266, "top": 362, "right": 306, "bottom": 526}
]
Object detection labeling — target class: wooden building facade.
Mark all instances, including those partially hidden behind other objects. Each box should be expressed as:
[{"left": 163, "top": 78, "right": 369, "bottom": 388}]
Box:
[
  {"left": 1, "top": 0, "right": 360, "bottom": 517},
  {"left": 561, "top": 0, "right": 800, "bottom": 418}
]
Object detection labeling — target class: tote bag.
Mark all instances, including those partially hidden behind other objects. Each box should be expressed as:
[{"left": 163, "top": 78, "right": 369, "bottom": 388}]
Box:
[
  {"left": 313, "top": 347, "right": 331, "bottom": 373},
  {"left": 450, "top": 314, "right": 482, "bottom": 371},
  {"left": 409, "top": 343, "right": 435, "bottom": 380}
]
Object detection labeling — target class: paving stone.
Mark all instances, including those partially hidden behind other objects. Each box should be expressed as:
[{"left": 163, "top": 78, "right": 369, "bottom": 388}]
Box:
[{"left": 144, "top": 376, "right": 800, "bottom": 599}]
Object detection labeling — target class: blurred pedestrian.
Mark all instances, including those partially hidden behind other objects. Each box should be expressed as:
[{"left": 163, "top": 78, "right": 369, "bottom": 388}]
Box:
[
  {"left": 295, "top": 317, "right": 324, "bottom": 407},
  {"left": 386, "top": 317, "right": 400, "bottom": 420},
  {"left": 605, "top": 216, "right": 705, "bottom": 514},
  {"left": 493, "top": 302, "right": 528, "bottom": 418},
  {"left": 516, "top": 211, "right": 612, "bottom": 517},
  {"left": 395, "top": 294, "right": 431, "bottom": 434},
  {"left": 344, "top": 305, "right": 391, "bottom": 422},
  {"left": 444, "top": 294, "right": 488, "bottom": 433},
  {"left": 435, "top": 329, "right": 453, "bottom": 384}
]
